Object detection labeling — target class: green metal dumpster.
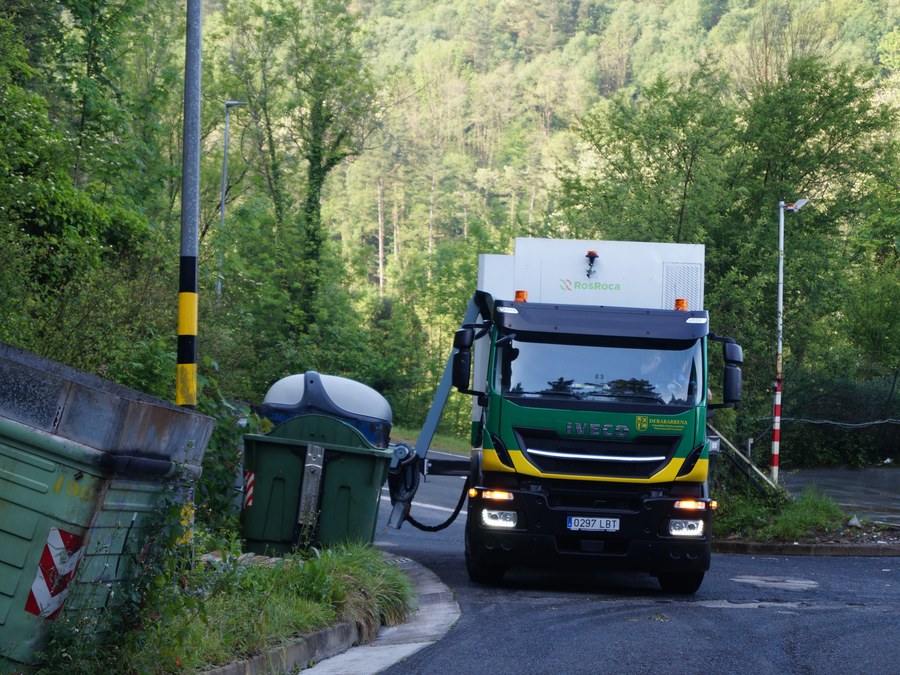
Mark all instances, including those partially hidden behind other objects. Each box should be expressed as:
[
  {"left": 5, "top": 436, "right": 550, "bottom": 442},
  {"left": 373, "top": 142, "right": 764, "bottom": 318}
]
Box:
[
  {"left": 0, "top": 343, "right": 214, "bottom": 666},
  {"left": 241, "top": 414, "right": 393, "bottom": 555}
]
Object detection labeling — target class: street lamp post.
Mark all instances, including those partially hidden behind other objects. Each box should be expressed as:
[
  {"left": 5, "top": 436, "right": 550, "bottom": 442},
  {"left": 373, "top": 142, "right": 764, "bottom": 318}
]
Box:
[
  {"left": 771, "top": 197, "right": 808, "bottom": 484},
  {"left": 217, "top": 100, "right": 248, "bottom": 299}
]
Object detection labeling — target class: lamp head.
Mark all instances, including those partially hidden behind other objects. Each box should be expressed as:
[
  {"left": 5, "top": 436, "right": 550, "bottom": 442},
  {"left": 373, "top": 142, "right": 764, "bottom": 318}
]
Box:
[{"left": 786, "top": 198, "right": 808, "bottom": 212}]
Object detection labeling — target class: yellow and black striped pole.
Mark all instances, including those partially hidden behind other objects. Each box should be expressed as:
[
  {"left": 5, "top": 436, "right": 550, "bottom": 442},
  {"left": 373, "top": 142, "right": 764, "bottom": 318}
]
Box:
[
  {"left": 177, "top": 263, "right": 198, "bottom": 407},
  {"left": 177, "top": 0, "right": 202, "bottom": 408}
]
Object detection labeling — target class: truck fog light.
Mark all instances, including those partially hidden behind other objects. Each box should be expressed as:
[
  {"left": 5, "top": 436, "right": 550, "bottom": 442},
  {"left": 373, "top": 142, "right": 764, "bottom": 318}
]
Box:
[
  {"left": 669, "top": 519, "right": 704, "bottom": 537},
  {"left": 482, "top": 509, "right": 517, "bottom": 528}
]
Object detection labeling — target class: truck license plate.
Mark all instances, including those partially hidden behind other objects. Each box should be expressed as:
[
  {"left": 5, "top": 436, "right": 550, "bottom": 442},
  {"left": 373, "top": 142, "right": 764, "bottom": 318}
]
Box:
[{"left": 567, "top": 516, "right": 620, "bottom": 532}]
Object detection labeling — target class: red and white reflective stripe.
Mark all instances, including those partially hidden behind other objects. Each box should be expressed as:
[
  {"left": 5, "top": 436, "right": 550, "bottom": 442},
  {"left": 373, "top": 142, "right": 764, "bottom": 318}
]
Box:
[
  {"left": 243, "top": 471, "right": 255, "bottom": 508},
  {"left": 24, "top": 527, "right": 84, "bottom": 619},
  {"left": 771, "top": 380, "right": 782, "bottom": 467}
]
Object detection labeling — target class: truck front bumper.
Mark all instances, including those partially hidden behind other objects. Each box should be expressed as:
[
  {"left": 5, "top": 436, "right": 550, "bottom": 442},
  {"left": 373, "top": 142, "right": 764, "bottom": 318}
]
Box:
[{"left": 467, "top": 489, "right": 712, "bottom": 575}]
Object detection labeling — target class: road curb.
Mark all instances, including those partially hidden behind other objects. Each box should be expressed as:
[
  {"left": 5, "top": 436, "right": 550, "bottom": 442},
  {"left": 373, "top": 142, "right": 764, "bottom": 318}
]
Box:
[
  {"left": 201, "top": 621, "right": 359, "bottom": 675},
  {"left": 713, "top": 540, "right": 900, "bottom": 557},
  {"left": 301, "top": 554, "right": 461, "bottom": 673}
]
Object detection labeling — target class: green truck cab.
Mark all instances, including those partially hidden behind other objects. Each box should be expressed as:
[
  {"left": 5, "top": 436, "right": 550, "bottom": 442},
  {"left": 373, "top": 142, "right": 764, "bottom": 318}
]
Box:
[{"left": 456, "top": 295, "right": 742, "bottom": 593}]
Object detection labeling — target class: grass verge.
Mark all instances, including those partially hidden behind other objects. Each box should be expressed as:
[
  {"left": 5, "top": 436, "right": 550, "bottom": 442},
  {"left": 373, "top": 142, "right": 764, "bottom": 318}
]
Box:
[
  {"left": 34, "top": 543, "right": 415, "bottom": 674},
  {"left": 390, "top": 426, "right": 472, "bottom": 455},
  {"left": 714, "top": 485, "right": 850, "bottom": 541}
]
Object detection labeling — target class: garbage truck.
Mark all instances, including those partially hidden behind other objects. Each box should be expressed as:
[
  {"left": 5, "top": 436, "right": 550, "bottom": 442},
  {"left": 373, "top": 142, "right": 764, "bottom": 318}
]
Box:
[{"left": 387, "top": 238, "right": 743, "bottom": 594}]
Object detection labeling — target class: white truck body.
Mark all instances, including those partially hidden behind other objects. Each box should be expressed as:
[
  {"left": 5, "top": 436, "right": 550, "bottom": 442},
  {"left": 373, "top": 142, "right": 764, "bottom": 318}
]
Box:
[{"left": 477, "top": 238, "right": 705, "bottom": 311}]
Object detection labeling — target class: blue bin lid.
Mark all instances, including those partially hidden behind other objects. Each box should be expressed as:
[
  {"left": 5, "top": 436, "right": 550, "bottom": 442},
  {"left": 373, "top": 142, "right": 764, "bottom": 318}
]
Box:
[{"left": 256, "top": 372, "right": 392, "bottom": 446}]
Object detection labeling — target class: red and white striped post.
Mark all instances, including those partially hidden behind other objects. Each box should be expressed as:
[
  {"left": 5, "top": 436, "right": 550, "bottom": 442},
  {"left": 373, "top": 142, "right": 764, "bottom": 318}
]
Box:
[
  {"left": 771, "top": 198, "right": 807, "bottom": 484},
  {"left": 771, "top": 378, "right": 782, "bottom": 484}
]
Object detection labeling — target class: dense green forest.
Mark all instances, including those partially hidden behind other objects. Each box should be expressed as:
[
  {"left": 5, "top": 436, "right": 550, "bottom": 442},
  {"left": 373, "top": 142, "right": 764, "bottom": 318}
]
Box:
[{"left": 1, "top": 0, "right": 898, "bottom": 468}]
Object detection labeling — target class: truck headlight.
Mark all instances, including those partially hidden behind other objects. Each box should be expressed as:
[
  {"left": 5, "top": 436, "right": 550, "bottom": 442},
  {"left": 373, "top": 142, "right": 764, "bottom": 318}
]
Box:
[
  {"left": 482, "top": 509, "right": 517, "bottom": 528},
  {"left": 669, "top": 519, "right": 704, "bottom": 537}
]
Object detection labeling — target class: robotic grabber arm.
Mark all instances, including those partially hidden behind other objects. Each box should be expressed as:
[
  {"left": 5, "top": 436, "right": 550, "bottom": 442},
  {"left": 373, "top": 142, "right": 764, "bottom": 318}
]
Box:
[{"left": 386, "top": 294, "right": 490, "bottom": 529}]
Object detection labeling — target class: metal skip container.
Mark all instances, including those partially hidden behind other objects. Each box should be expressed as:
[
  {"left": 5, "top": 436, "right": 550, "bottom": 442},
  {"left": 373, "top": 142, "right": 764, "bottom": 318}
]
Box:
[
  {"left": 241, "top": 372, "right": 393, "bottom": 554},
  {"left": 0, "top": 343, "right": 214, "bottom": 665}
]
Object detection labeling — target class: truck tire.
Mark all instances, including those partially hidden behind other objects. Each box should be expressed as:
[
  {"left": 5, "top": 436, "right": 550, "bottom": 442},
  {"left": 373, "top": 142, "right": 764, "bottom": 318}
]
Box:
[
  {"left": 657, "top": 571, "right": 704, "bottom": 595},
  {"left": 465, "top": 548, "right": 506, "bottom": 585},
  {"left": 465, "top": 528, "right": 505, "bottom": 584}
]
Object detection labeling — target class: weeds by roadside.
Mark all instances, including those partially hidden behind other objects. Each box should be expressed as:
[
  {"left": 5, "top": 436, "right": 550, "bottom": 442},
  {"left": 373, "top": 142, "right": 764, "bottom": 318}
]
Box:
[
  {"left": 32, "top": 539, "right": 414, "bottom": 674},
  {"left": 713, "top": 484, "right": 886, "bottom": 542}
]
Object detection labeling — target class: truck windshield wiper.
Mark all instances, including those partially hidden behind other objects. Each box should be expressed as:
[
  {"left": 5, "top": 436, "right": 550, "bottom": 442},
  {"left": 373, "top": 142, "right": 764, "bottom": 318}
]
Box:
[
  {"left": 512, "top": 390, "right": 583, "bottom": 398},
  {"left": 606, "top": 393, "right": 664, "bottom": 403},
  {"left": 570, "top": 387, "right": 663, "bottom": 403}
]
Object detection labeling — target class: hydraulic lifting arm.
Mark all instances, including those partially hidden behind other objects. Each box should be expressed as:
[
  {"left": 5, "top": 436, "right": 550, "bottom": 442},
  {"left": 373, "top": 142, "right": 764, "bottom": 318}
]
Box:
[{"left": 386, "top": 294, "right": 487, "bottom": 529}]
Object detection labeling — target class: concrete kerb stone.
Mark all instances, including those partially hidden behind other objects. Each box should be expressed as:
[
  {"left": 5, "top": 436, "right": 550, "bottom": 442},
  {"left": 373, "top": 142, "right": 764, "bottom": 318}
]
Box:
[
  {"left": 300, "top": 555, "right": 461, "bottom": 674},
  {"left": 201, "top": 622, "right": 358, "bottom": 675}
]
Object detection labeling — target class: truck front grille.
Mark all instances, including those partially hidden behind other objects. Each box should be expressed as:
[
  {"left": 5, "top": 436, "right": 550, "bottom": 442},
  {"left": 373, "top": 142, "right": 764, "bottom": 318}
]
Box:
[{"left": 513, "top": 428, "right": 681, "bottom": 479}]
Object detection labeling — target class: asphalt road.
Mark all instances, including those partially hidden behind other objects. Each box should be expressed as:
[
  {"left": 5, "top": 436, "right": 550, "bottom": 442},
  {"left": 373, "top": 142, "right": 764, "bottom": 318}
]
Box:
[{"left": 374, "top": 457, "right": 900, "bottom": 675}]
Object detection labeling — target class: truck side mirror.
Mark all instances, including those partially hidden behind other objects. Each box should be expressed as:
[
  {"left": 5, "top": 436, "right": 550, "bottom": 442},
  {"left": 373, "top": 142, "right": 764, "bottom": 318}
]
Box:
[
  {"left": 709, "top": 337, "right": 743, "bottom": 409},
  {"left": 723, "top": 341, "right": 743, "bottom": 365},
  {"left": 452, "top": 328, "right": 474, "bottom": 392},
  {"left": 722, "top": 341, "right": 742, "bottom": 406},
  {"left": 722, "top": 362, "right": 742, "bottom": 406}
]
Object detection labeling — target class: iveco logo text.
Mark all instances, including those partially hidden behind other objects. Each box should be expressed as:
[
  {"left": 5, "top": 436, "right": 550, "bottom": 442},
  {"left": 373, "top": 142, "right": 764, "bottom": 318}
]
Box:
[
  {"left": 565, "top": 422, "right": 629, "bottom": 438},
  {"left": 560, "top": 278, "right": 622, "bottom": 291}
]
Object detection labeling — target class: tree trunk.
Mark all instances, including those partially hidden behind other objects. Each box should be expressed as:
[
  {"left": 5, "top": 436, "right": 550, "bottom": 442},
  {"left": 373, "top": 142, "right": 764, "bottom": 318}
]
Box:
[{"left": 377, "top": 176, "right": 385, "bottom": 296}]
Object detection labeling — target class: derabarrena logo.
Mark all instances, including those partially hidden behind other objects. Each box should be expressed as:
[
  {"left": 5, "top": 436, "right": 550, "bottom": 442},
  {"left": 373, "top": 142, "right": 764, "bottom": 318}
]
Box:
[
  {"left": 635, "top": 415, "right": 688, "bottom": 433},
  {"left": 560, "top": 278, "right": 622, "bottom": 291}
]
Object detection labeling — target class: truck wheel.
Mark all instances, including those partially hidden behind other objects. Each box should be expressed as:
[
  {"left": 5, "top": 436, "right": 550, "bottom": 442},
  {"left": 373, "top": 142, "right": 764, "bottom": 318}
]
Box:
[
  {"left": 465, "top": 528, "right": 505, "bottom": 584},
  {"left": 657, "top": 571, "right": 704, "bottom": 595},
  {"left": 465, "top": 548, "right": 506, "bottom": 585}
]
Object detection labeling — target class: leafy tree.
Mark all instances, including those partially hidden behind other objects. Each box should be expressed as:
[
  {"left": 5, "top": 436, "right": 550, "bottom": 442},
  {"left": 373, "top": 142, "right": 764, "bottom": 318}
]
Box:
[
  {"left": 113, "top": 0, "right": 185, "bottom": 225},
  {"left": 557, "top": 63, "right": 737, "bottom": 243},
  {"left": 725, "top": 56, "right": 894, "bottom": 365},
  {"left": 0, "top": 14, "right": 158, "bottom": 371},
  {"left": 699, "top": 0, "right": 728, "bottom": 31},
  {"left": 879, "top": 27, "right": 900, "bottom": 74},
  {"left": 216, "top": 0, "right": 380, "bottom": 332},
  {"left": 597, "top": 3, "right": 638, "bottom": 92},
  {"left": 495, "top": 0, "right": 577, "bottom": 58},
  {"left": 727, "top": 0, "right": 834, "bottom": 93}
]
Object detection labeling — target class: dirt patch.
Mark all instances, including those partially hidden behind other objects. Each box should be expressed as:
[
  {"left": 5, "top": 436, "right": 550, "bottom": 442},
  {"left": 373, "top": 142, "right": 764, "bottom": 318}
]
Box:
[
  {"left": 797, "top": 520, "right": 900, "bottom": 546},
  {"left": 716, "top": 520, "right": 900, "bottom": 549}
]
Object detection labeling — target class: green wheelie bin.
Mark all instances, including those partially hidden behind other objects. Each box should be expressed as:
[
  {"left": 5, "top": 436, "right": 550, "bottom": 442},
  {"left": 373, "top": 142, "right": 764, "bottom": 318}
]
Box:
[
  {"left": 241, "top": 372, "right": 393, "bottom": 554},
  {"left": 241, "top": 415, "right": 393, "bottom": 554}
]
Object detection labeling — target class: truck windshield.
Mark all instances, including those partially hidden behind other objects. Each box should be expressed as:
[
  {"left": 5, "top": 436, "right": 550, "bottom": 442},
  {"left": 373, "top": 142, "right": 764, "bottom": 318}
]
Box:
[{"left": 494, "top": 335, "right": 703, "bottom": 407}]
